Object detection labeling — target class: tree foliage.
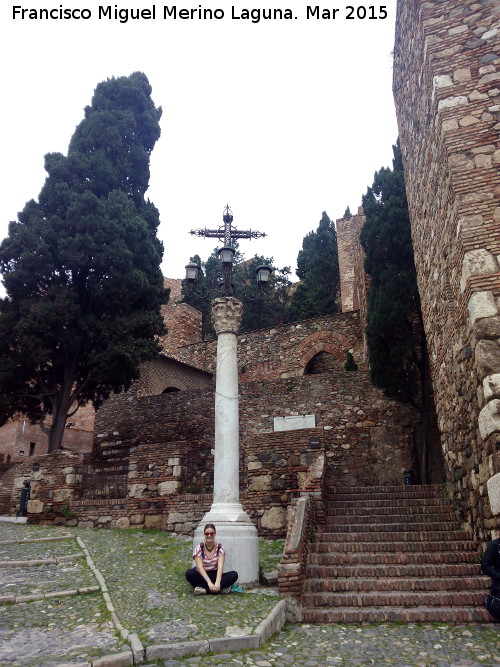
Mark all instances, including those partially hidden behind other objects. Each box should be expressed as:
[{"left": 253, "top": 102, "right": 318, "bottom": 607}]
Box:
[
  {"left": 360, "top": 140, "right": 433, "bottom": 481},
  {"left": 0, "top": 72, "right": 167, "bottom": 452},
  {"left": 287, "top": 211, "right": 340, "bottom": 322},
  {"left": 182, "top": 250, "right": 291, "bottom": 335}
]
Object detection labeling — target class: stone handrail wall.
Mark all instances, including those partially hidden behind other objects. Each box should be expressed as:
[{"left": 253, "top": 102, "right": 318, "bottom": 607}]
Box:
[{"left": 277, "top": 453, "right": 325, "bottom": 598}]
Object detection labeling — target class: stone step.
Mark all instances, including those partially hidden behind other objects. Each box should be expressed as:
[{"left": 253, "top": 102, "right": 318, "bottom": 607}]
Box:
[
  {"left": 312, "top": 530, "right": 471, "bottom": 544},
  {"left": 309, "top": 539, "right": 477, "bottom": 554},
  {"left": 307, "top": 550, "right": 479, "bottom": 566},
  {"left": 306, "top": 562, "right": 482, "bottom": 578},
  {"left": 303, "top": 576, "right": 489, "bottom": 593},
  {"left": 301, "top": 590, "right": 485, "bottom": 608},
  {"left": 324, "top": 511, "right": 455, "bottom": 524},
  {"left": 327, "top": 488, "right": 445, "bottom": 501},
  {"left": 301, "top": 606, "right": 491, "bottom": 624},
  {"left": 326, "top": 497, "right": 450, "bottom": 509},
  {"left": 326, "top": 484, "right": 443, "bottom": 494},
  {"left": 318, "top": 521, "right": 461, "bottom": 533}
]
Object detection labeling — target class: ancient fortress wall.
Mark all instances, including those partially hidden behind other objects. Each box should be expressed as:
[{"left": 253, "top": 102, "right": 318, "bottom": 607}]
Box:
[
  {"left": 336, "top": 207, "right": 370, "bottom": 365},
  {"left": 393, "top": 0, "right": 500, "bottom": 538},
  {"left": 171, "top": 311, "right": 366, "bottom": 379}
]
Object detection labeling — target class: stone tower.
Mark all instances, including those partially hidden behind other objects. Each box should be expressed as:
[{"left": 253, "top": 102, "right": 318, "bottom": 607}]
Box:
[{"left": 393, "top": 0, "right": 500, "bottom": 539}]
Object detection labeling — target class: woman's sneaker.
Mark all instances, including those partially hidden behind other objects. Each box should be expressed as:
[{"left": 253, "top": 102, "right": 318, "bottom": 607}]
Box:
[
  {"left": 222, "top": 587, "right": 231, "bottom": 594},
  {"left": 194, "top": 586, "right": 206, "bottom": 596}
]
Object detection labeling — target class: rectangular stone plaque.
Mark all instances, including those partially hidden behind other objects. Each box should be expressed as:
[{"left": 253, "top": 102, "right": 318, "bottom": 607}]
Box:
[{"left": 273, "top": 414, "right": 316, "bottom": 431}]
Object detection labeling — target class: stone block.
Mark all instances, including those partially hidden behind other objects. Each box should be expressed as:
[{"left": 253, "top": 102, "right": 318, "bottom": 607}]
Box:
[
  {"left": 146, "top": 641, "right": 209, "bottom": 660},
  {"left": 261, "top": 506, "right": 286, "bottom": 530},
  {"left": 158, "top": 480, "right": 179, "bottom": 495},
  {"left": 487, "top": 473, "right": 500, "bottom": 515},
  {"left": 475, "top": 340, "right": 500, "bottom": 377},
  {"left": 168, "top": 457, "right": 181, "bottom": 466},
  {"left": 128, "top": 633, "right": 144, "bottom": 665},
  {"left": 469, "top": 292, "right": 498, "bottom": 325},
  {"left": 479, "top": 400, "right": 500, "bottom": 441},
  {"left": 91, "top": 651, "right": 133, "bottom": 667},
  {"left": 144, "top": 514, "right": 166, "bottom": 530},
  {"left": 484, "top": 375, "right": 500, "bottom": 401},
  {"left": 114, "top": 517, "right": 130, "bottom": 529},
  {"left": 98, "top": 516, "right": 112, "bottom": 524},
  {"left": 27, "top": 499, "right": 43, "bottom": 513},
  {"left": 248, "top": 474, "right": 272, "bottom": 491},
  {"left": 460, "top": 249, "right": 498, "bottom": 291},
  {"left": 209, "top": 635, "right": 260, "bottom": 652},
  {"left": 129, "top": 514, "right": 145, "bottom": 525},
  {"left": 53, "top": 488, "right": 72, "bottom": 503},
  {"left": 128, "top": 483, "right": 147, "bottom": 498}
]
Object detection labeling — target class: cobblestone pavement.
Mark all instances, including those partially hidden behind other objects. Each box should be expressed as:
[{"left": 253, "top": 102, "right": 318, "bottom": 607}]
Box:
[
  {"left": 1, "top": 521, "right": 499, "bottom": 666},
  {"left": 162, "top": 623, "right": 500, "bottom": 666}
]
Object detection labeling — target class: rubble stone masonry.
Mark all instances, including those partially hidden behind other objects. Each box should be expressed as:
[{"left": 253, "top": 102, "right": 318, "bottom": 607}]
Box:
[{"left": 393, "top": 0, "right": 500, "bottom": 540}]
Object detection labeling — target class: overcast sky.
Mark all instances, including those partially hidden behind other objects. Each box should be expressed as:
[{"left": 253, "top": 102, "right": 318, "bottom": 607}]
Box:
[{"left": 1, "top": 0, "right": 398, "bottom": 286}]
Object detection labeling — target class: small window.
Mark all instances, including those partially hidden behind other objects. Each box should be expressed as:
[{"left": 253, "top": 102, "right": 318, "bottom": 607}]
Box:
[
  {"left": 19, "top": 450, "right": 25, "bottom": 456},
  {"left": 29, "top": 443, "right": 36, "bottom": 456}
]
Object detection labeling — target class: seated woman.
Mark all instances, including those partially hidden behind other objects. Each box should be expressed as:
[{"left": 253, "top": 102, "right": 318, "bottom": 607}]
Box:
[
  {"left": 185, "top": 523, "right": 238, "bottom": 596},
  {"left": 481, "top": 536, "right": 500, "bottom": 619}
]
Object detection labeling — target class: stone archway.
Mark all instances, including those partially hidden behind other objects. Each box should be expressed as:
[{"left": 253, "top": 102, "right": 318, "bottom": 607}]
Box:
[
  {"left": 304, "top": 351, "right": 339, "bottom": 375},
  {"left": 296, "top": 331, "right": 351, "bottom": 376}
]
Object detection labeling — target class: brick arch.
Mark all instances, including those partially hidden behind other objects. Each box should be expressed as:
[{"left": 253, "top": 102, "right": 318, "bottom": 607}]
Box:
[{"left": 296, "top": 332, "right": 351, "bottom": 376}]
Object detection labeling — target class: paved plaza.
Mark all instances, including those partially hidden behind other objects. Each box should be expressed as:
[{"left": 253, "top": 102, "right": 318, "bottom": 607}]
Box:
[{"left": 0, "top": 520, "right": 499, "bottom": 666}]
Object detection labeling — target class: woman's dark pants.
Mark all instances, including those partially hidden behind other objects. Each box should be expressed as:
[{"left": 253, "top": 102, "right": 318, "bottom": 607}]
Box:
[{"left": 185, "top": 568, "right": 238, "bottom": 594}]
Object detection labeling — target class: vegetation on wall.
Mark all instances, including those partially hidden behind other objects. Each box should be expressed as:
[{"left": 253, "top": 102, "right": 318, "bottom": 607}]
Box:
[
  {"left": 360, "top": 140, "right": 433, "bottom": 482},
  {"left": 0, "top": 72, "right": 167, "bottom": 453}
]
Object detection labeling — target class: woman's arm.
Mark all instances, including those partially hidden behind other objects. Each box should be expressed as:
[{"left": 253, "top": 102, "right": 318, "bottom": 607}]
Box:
[
  {"left": 194, "top": 555, "right": 217, "bottom": 592},
  {"left": 214, "top": 551, "right": 225, "bottom": 592}
]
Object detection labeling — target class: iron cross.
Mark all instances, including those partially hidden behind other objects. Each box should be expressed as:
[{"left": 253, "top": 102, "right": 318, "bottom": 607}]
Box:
[{"left": 190, "top": 204, "right": 266, "bottom": 248}]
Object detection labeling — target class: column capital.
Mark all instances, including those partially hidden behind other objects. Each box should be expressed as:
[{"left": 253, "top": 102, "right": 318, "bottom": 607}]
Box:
[{"left": 211, "top": 297, "right": 243, "bottom": 335}]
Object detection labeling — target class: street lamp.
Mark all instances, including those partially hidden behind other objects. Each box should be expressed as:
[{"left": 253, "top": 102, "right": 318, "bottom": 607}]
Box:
[{"left": 184, "top": 262, "right": 201, "bottom": 283}]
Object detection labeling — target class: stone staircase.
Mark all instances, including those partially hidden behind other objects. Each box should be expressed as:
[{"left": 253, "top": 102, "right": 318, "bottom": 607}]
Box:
[{"left": 302, "top": 484, "right": 491, "bottom": 623}]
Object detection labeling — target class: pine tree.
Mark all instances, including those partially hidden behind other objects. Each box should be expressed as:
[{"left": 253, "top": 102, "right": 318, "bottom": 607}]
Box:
[
  {"left": 287, "top": 211, "right": 340, "bottom": 322},
  {"left": 0, "top": 72, "right": 167, "bottom": 452},
  {"left": 360, "top": 140, "right": 433, "bottom": 481}
]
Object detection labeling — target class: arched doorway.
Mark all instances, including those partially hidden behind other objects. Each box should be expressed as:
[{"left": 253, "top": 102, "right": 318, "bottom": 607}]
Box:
[{"left": 304, "top": 351, "right": 338, "bottom": 375}]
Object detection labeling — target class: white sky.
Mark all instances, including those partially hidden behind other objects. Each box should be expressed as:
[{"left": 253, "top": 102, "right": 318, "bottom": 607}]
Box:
[{"left": 1, "top": 0, "right": 398, "bottom": 286}]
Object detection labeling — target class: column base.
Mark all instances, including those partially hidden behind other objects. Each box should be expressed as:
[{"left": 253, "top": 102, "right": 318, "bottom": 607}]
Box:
[{"left": 194, "top": 504, "right": 259, "bottom": 585}]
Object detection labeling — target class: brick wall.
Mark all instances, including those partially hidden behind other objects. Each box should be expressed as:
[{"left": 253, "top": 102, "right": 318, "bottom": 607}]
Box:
[
  {"left": 130, "top": 357, "right": 212, "bottom": 397},
  {"left": 393, "top": 0, "right": 500, "bottom": 540},
  {"left": 0, "top": 404, "right": 95, "bottom": 464}
]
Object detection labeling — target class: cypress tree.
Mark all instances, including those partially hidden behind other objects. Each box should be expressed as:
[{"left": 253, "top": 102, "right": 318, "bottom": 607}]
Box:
[
  {"left": 360, "top": 140, "right": 433, "bottom": 481},
  {"left": 287, "top": 211, "right": 340, "bottom": 322},
  {"left": 0, "top": 72, "right": 167, "bottom": 452}
]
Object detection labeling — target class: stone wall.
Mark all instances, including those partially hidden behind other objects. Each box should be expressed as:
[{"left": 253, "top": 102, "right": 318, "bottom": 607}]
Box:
[
  {"left": 393, "top": 0, "right": 500, "bottom": 540},
  {"left": 10, "top": 370, "right": 420, "bottom": 536},
  {"left": 96, "top": 369, "right": 419, "bottom": 490},
  {"left": 336, "top": 207, "right": 370, "bottom": 366},
  {"left": 171, "top": 312, "right": 367, "bottom": 378},
  {"left": 159, "top": 278, "right": 204, "bottom": 360}
]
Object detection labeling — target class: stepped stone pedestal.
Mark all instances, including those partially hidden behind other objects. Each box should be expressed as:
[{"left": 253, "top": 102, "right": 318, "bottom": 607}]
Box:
[{"left": 193, "top": 297, "right": 258, "bottom": 584}]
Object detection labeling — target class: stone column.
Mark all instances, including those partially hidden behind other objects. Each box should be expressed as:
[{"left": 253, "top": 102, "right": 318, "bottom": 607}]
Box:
[{"left": 193, "top": 297, "right": 258, "bottom": 584}]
